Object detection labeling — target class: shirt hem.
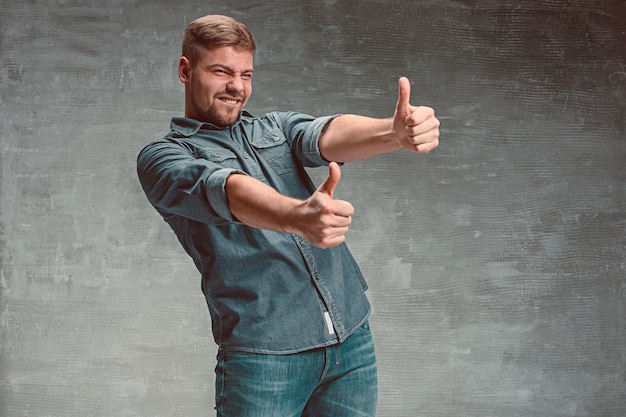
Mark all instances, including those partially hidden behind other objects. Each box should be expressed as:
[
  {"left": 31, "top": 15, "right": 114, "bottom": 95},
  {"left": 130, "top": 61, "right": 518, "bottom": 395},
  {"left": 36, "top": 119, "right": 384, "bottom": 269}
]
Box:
[{"left": 216, "top": 307, "right": 371, "bottom": 355}]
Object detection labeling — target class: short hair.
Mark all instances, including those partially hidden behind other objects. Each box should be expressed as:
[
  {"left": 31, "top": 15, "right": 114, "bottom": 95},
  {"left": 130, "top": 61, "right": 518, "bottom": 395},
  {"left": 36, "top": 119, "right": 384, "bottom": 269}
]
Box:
[{"left": 182, "top": 15, "right": 256, "bottom": 65}]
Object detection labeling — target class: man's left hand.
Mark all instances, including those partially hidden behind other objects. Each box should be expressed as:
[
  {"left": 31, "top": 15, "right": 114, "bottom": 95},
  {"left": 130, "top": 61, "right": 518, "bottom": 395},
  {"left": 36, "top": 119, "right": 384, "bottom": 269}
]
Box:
[{"left": 392, "top": 77, "right": 440, "bottom": 153}]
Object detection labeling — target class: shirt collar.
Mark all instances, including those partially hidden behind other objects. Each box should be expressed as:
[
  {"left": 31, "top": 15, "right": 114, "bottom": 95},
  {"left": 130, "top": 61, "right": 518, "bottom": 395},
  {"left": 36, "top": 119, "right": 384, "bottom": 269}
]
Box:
[{"left": 170, "top": 110, "right": 256, "bottom": 136}]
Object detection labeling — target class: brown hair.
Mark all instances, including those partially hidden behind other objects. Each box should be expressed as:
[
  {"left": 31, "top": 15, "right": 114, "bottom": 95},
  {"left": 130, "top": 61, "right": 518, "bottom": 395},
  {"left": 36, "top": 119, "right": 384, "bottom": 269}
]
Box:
[{"left": 182, "top": 15, "right": 256, "bottom": 65}]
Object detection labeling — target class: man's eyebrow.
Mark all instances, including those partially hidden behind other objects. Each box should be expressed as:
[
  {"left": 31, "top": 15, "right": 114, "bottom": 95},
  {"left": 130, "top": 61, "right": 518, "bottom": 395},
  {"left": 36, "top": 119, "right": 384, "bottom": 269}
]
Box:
[{"left": 206, "top": 63, "right": 254, "bottom": 73}]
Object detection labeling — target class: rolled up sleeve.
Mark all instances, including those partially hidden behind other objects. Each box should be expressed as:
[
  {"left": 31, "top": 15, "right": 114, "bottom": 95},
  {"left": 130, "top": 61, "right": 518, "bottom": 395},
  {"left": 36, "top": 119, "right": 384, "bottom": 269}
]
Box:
[
  {"left": 273, "top": 112, "right": 341, "bottom": 167},
  {"left": 206, "top": 167, "right": 246, "bottom": 222},
  {"left": 137, "top": 138, "right": 246, "bottom": 225}
]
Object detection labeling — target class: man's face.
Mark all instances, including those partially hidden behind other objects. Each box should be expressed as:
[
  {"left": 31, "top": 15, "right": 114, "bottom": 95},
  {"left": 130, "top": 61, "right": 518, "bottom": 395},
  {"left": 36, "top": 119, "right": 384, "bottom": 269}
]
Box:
[{"left": 179, "top": 46, "right": 254, "bottom": 127}]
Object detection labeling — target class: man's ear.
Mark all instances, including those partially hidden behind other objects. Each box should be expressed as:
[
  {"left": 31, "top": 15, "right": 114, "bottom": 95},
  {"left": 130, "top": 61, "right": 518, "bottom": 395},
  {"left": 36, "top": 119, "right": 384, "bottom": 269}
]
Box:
[{"left": 178, "top": 56, "right": 191, "bottom": 83}]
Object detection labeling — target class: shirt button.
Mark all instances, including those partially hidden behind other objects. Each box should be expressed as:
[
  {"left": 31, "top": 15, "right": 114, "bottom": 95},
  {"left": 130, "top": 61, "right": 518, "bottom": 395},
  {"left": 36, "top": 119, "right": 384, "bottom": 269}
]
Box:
[{"left": 243, "top": 154, "right": 249, "bottom": 159}]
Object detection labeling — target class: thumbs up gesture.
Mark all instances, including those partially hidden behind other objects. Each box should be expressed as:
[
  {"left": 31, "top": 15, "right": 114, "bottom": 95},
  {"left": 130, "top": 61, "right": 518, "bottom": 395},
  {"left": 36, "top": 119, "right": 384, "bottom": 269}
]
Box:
[
  {"left": 393, "top": 77, "right": 440, "bottom": 153},
  {"left": 296, "top": 162, "right": 354, "bottom": 249}
]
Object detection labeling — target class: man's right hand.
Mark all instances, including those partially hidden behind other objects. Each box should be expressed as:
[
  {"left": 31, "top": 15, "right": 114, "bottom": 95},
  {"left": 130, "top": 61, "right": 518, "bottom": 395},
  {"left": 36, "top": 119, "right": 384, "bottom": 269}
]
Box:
[
  {"left": 226, "top": 162, "right": 354, "bottom": 249},
  {"left": 294, "top": 162, "right": 354, "bottom": 249}
]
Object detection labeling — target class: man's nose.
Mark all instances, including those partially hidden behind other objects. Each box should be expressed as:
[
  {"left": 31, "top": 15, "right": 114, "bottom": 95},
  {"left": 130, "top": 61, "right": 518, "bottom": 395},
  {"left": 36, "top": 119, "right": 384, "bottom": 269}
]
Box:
[{"left": 228, "top": 75, "right": 244, "bottom": 92}]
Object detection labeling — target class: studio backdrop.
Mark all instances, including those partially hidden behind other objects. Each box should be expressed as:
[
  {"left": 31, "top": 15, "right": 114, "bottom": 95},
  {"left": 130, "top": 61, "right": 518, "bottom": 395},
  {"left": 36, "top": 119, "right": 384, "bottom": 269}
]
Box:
[{"left": 1, "top": 1, "right": 624, "bottom": 416}]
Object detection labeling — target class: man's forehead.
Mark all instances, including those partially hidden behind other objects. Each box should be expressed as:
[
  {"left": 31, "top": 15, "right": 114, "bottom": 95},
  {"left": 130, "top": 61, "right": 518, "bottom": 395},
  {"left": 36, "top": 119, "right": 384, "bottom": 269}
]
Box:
[{"left": 201, "top": 45, "right": 254, "bottom": 65}]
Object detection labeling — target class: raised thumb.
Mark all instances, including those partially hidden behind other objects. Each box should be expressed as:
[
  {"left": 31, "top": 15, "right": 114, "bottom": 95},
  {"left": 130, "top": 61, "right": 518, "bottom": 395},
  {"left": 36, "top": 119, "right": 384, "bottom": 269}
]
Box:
[
  {"left": 396, "top": 76, "right": 411, "bottom": 115},
  {"left": 318, "top": 162, "right": 341, "bottom": 198}
]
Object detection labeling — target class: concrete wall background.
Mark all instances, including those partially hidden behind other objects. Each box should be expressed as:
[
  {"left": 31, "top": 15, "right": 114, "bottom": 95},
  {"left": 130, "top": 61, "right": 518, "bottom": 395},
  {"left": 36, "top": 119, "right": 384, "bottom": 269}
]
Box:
[{"left": 1, "top": 1, "right": 624, "bottom": 416}]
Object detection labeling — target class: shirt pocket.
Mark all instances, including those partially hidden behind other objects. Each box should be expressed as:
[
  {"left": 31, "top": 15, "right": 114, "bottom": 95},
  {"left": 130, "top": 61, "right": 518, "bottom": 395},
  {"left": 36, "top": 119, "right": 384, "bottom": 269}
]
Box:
[
  {"left": 251, "top": 129, "right": 297, "bottom": 175},
  {"left": 194, "top": 147, "right": 240, "bottom": 169}
]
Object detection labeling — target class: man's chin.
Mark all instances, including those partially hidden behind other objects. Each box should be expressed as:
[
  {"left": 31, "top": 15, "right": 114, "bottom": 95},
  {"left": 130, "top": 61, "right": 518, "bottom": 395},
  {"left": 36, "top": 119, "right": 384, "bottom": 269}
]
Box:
[{"left": 203, "top": 109, "right": 241, "bottom": 127}]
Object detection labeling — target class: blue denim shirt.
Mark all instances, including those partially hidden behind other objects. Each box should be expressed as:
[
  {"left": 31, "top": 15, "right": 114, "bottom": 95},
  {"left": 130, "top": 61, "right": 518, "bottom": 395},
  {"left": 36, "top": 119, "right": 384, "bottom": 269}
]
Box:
[{"left": 137, "top": 111, "right": 371, "bottom": 354}]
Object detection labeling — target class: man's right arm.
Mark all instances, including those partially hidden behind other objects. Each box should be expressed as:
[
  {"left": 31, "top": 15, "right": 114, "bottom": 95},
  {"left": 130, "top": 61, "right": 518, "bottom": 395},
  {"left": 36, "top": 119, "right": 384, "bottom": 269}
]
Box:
[
  {"left": 225, "top": 162, "right": 353, "bottom": 249},
  {"left": 138, "top": 136, "right": 352, "bottom": 248}
]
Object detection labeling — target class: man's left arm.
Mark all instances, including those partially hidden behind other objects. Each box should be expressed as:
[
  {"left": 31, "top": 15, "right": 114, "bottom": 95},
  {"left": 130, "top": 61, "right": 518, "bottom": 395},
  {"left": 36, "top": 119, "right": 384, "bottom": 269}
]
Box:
[{"left": 318, "top": 77, "right": 440, "bottom": 163}]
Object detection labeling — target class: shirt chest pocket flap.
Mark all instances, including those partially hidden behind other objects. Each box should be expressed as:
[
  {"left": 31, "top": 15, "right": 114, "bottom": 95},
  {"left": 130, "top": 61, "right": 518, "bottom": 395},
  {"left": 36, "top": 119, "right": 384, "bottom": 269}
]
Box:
[
  {"left": 251, "top": 130, "right": 296, "bottom": 175},
  {"left": 195, "top": 147, "right": 239, "bottom": 169}
]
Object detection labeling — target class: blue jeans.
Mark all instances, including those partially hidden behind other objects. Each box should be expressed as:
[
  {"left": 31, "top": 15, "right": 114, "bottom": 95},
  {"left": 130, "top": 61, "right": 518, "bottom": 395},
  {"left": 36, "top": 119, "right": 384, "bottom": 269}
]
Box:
[{"left": 214, "top": 321, "right": 378, "bottom": 417}]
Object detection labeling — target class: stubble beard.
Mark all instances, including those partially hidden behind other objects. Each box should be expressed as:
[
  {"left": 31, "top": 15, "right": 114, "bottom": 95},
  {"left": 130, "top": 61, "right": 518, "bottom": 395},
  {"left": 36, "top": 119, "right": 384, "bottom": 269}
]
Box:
[
  {"left": 203, "top": 105, "right": 240, "bottom": 128},
  {"left": 197, "top": 89, "right": 246, "bottom": 127}
]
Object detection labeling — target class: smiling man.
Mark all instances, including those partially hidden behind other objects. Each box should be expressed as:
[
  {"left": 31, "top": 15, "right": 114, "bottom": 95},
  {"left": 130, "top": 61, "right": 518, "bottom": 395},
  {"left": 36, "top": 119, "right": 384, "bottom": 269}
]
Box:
[
  {"left": 179, "top": 44, "right": 254, "bottom": 126},
  {"left": 137, "top": 14, "right": 439, "bottom": 417}
]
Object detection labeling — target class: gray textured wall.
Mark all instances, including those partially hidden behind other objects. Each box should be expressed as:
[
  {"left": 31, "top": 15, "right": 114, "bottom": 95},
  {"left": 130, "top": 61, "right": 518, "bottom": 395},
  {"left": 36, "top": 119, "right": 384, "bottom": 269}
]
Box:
[{"left": 1, "top": 1, "right": 625, "bottom": 416}]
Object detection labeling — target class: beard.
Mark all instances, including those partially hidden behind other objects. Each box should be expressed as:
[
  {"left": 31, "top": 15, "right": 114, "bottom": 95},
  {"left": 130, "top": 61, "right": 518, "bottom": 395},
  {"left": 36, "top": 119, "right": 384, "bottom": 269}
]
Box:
[
  {"left": 200, "top": 104, "right": 241, "bottom": 127},
  {"left": 191, "top": 88, "right": 246, "bottom": 127}
]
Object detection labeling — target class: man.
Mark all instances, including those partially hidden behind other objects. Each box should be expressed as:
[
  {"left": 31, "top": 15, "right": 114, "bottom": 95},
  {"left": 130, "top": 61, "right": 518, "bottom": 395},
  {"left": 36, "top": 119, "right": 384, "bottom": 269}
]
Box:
[{"left": 137, "top": 14, "right": 439, "bottom": 417}]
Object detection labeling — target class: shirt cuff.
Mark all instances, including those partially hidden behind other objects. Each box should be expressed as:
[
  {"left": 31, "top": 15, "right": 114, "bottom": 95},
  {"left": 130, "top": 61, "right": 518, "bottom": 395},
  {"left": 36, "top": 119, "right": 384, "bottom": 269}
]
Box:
[
  {"left": 302, "top": 114, "right": 342, "bottom": 166},
  {"left": 206, "top": 168, "right": 248, "bottom": 223}
]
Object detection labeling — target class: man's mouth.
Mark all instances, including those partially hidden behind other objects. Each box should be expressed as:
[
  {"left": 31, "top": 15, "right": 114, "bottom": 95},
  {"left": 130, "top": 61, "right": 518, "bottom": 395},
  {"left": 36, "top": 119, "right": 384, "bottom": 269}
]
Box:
[{"left": 219, "top": 97, "right": 242, "bottom": 105}]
